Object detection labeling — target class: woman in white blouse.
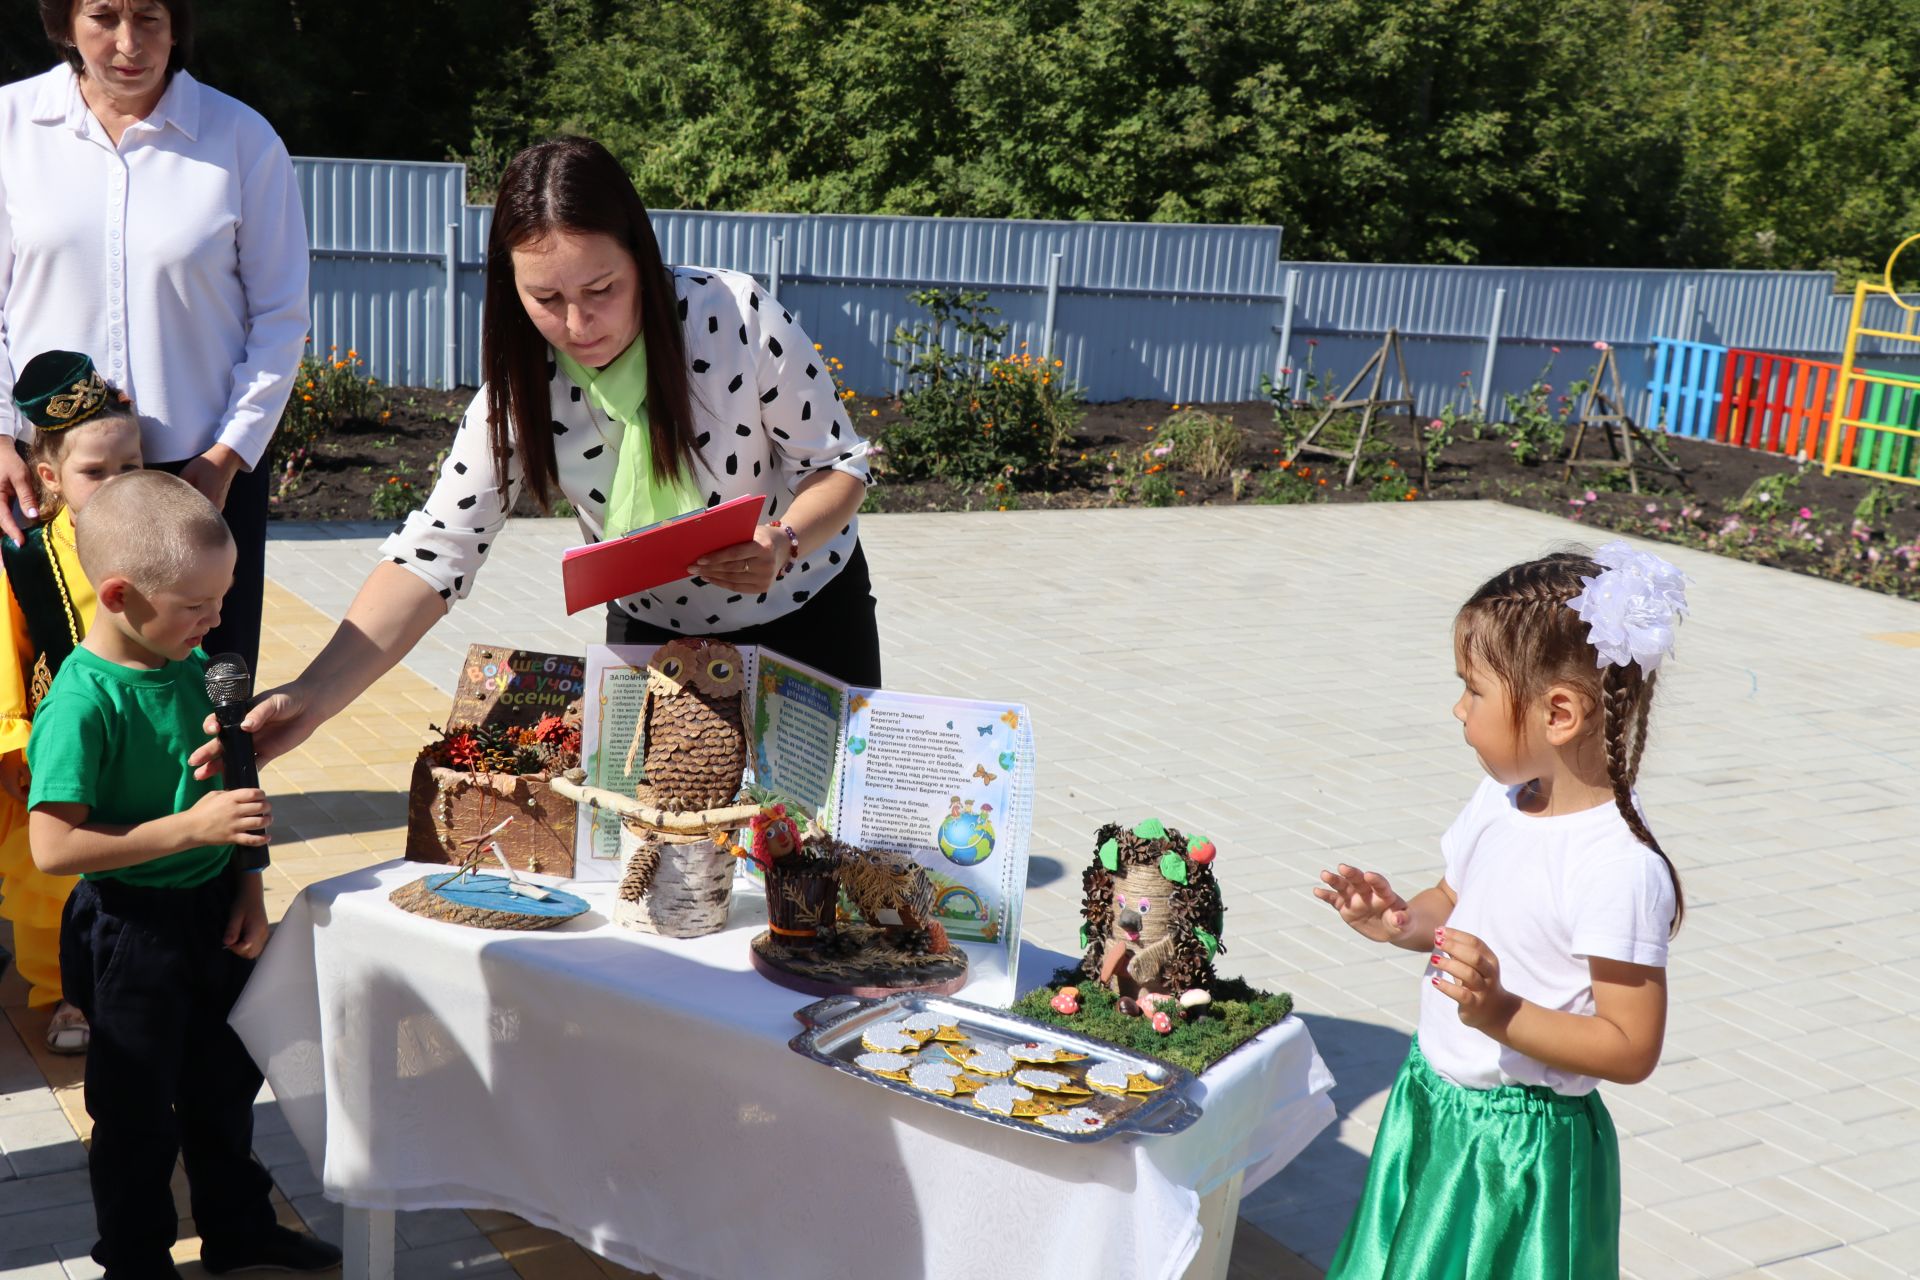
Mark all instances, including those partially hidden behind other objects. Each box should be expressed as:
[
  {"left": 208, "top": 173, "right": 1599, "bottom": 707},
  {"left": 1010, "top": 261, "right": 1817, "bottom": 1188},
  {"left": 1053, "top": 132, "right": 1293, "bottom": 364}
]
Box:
[
  {"left": 0, "top": 0, "right": 309, "bottom": 673},
  {"left": 219, "top": 137, "right": 876, "bottom": 766}
]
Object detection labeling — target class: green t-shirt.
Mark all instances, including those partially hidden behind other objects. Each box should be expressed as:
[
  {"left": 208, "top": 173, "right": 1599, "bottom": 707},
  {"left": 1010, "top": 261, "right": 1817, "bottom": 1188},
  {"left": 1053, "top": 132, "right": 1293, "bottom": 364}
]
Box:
[{"left": 26, "top": 646, "right": 231, "bottom": 888}]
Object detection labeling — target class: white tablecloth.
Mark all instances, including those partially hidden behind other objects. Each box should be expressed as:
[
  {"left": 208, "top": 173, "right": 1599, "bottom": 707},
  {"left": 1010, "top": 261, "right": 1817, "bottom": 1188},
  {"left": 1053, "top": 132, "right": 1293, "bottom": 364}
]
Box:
[{"left": 231, "top": 862, "right": 1334, "bottom": 1280}]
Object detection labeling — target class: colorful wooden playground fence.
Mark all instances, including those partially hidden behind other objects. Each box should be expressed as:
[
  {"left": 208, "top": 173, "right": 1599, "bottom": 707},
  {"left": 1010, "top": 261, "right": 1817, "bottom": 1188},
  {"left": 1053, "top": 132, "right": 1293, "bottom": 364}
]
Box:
[{"left": 1646, "top": 337, "right": 1920, "bottom": 480}]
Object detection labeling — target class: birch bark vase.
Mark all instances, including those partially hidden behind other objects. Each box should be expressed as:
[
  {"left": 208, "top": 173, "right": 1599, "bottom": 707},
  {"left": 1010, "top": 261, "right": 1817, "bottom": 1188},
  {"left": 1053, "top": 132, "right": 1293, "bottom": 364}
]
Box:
[{"left": 612, "top": 833, "right": 737, "bottom": 938}]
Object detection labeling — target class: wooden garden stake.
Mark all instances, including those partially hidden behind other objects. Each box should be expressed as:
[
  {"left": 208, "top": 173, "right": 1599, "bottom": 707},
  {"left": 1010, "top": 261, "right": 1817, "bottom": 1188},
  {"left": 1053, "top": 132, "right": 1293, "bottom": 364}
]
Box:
[
  {"left": 1561, "top": 346, "right": 1685, "bottom": 494},
  {"left": 1286, "top": 328, "right": 1428, "bottom": 488}
]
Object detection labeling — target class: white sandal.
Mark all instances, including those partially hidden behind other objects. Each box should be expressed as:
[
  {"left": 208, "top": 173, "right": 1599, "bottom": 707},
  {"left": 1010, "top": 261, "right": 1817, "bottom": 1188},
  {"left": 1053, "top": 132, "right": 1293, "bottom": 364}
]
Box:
[{"left": 46, "top": 1003, "right": 89, "bottom": 1056}]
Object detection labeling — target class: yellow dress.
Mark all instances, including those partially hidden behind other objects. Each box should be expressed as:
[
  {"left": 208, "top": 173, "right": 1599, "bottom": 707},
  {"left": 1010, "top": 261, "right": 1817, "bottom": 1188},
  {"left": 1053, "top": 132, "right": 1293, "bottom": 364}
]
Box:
[{"left": 0, "top": 506, "right": 95, "bottom": 1008}]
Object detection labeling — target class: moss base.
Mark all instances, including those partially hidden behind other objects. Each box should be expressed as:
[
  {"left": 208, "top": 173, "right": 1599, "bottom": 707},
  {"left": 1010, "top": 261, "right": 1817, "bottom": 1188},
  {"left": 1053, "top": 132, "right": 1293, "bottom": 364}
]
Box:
[{"left": 1010, "top": 968, "right": 1293, "bottom": 1076}]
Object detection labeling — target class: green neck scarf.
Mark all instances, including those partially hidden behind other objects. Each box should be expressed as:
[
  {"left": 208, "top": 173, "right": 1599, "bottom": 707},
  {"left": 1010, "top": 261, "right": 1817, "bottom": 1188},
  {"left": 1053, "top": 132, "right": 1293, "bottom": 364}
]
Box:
[{"left": 556, "top": 338, "right": 701, "bottom": 537}]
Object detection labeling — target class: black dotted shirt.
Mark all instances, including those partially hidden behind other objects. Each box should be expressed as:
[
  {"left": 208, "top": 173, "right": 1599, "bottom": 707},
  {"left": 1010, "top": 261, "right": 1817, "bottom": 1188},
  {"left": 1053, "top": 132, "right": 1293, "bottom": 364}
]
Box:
[{"left": 379, "top": 267, "right": 870, "bottom": 630}]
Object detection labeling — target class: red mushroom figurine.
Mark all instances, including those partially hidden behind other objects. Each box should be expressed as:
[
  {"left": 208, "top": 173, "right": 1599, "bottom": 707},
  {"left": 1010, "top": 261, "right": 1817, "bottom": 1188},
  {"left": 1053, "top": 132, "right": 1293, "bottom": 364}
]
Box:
[{"left": 1151, "top": 1010, "right": 1174, "bottom": 1034}]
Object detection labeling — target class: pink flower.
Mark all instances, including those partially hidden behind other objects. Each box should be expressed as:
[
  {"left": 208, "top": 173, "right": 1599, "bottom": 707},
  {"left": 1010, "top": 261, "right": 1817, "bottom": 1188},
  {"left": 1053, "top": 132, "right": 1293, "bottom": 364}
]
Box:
[
  {"left": 1278, "top": 367, "right": 1293, "bottom": 375},
  {"left": 1644, "top": 502, "right": 1658, "bottom": 514},
  {"left": 1551, "top": 346, "right": 1562, "bottom": 355},
  {"left": 1799, "top": 507, "right": 1813, "bottom": 519},
  {"left": 1152, "top": 445, "right": 1172, "bottom": 458},
  {"left": 1429, "top": 418, "right": 1444, "bottom": 430},
  {"left": 1584, "top": 490, "right": 1598, "bottom": 502},
  {"left": 1593, "top": 340, "right": 1610, "bottom": 351},
  {"left": 1307, "top": 339, "right": 1319, "bottom": 347}
]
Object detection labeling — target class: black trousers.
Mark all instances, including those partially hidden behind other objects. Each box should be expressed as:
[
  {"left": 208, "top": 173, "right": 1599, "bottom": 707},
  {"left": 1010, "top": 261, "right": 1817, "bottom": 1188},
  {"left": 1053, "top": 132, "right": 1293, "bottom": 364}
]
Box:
[
  {"left": 606, "top": 540, "right": 883, "bottom": 687},
  {"left": 151, "top": 458, "right": 268, "bottom": 675},
  {"left": 61, "top": 875, "right": 276, "bottom": 1278}
]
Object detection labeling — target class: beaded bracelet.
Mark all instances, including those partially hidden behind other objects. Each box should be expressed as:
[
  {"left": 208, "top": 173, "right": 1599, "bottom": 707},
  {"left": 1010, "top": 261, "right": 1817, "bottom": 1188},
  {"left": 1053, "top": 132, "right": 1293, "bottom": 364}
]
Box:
[{"left": 770, "top": 520, "right": 801, "bottom": 578}]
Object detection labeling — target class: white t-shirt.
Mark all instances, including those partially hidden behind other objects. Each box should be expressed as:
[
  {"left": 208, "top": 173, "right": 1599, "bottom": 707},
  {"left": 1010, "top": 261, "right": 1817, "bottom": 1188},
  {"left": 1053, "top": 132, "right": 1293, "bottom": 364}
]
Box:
[{"left": 1418, "top": 776, "right": 1677, "bottom": 1096}]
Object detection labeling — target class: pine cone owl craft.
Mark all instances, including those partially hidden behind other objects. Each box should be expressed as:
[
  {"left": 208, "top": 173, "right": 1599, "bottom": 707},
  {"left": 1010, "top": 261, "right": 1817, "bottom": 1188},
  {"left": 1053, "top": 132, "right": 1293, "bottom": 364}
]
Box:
[
  {"left": 1079, "top": 818, "right": 1226, "bottom": 1013},
  {"left": 623, "top": 639, "right": 748, "bottom": 811}
]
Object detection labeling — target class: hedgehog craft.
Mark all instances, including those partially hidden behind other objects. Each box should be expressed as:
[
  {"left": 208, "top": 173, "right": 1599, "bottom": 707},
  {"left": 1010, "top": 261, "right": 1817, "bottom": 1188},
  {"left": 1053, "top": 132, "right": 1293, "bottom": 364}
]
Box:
[{"left": 1078, "top": 818, "right": 1225, "bottom": 1016}]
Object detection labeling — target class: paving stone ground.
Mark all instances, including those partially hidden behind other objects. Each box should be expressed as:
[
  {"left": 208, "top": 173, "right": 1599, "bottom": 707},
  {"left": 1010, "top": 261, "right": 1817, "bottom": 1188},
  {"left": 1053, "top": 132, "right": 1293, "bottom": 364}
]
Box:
[{"left": 8, "top": 500, "right": 1920, "bottom": 1279}]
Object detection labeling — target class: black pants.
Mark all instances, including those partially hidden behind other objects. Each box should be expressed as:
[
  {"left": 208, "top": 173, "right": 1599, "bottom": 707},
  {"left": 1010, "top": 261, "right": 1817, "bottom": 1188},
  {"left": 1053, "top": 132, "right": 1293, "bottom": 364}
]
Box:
[
  {"left": 606, "top": 541, "right": 883, "bottom": 687},
  {"left": 151, "top": 458, "right": 268, "bottom": 674},
  {"left": 61, "top": 875, "right": 276, "bottom": 1278}
]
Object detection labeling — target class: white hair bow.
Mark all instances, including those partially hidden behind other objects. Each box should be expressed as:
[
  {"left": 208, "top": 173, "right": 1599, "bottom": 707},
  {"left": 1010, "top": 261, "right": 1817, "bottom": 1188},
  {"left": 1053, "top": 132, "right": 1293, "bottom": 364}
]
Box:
[{"left": 1565, "top": 541, "right": 1690, "bottom": 673}]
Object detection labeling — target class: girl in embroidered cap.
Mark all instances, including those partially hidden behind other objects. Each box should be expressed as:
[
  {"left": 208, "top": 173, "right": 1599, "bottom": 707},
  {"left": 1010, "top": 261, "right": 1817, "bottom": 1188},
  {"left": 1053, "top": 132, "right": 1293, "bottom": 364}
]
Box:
[
  {"left": 1313, "top": 544, "right": 1687, "bottom": 1280},
  {"left": 0, "top": 350, "right": 144, "bottom": 1055}
]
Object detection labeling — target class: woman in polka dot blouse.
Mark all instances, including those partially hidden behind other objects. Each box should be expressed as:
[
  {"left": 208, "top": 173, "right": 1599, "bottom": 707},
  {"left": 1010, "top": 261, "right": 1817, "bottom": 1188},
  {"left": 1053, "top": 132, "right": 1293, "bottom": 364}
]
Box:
[{"left": 209, "top": 137, "right": 877, "bottom": 765}]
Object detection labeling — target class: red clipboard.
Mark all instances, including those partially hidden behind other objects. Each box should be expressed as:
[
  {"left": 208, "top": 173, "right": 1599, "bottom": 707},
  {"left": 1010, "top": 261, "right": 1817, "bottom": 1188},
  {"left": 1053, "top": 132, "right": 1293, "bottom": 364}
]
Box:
[{"left": 561, "top": 493, "right": 767, "bottom": 614}]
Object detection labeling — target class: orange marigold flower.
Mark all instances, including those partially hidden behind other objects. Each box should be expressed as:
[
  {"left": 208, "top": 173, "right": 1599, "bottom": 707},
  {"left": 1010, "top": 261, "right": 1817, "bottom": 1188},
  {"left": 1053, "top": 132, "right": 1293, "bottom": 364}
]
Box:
[
  {"left": 1318, "top": 478, "right": 1328, "bottom": 486},
  {"left": 302, "top": 394, "right": 313, "bottom": 402},
  {"left": 1279, "top": 460, "right": 1291, "bottom": 469}
]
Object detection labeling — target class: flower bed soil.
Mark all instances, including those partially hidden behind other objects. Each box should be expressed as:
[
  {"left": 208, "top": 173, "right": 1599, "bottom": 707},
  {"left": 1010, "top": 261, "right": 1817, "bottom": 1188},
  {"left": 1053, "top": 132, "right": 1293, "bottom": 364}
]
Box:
[{"left": 271, "top": 387, "right": 1920, "bottom": 602}]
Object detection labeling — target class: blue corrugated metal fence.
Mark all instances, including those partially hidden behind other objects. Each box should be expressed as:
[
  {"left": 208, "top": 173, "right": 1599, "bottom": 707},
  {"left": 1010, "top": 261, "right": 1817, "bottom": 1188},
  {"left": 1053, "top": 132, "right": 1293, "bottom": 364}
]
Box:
[{"left": 292, "top": 156, "right": 1890, "bottom": 421}]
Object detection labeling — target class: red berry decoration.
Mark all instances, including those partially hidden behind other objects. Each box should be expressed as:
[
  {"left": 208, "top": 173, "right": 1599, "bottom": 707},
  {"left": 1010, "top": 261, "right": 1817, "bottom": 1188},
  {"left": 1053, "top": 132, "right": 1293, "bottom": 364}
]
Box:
[
  {"left": 1190, "top": 841, "right": 1216, "bottom": 866},
  {"left": 1151, "top": 1011, "right": 1174, "bottom": 1034}
]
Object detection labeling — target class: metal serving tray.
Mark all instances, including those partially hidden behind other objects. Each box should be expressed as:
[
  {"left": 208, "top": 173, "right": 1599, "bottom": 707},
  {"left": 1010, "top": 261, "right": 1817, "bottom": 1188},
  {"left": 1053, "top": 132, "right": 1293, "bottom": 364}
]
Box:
[{"left": 790, "top": 991, "right": 1203, "bottom": 1143}]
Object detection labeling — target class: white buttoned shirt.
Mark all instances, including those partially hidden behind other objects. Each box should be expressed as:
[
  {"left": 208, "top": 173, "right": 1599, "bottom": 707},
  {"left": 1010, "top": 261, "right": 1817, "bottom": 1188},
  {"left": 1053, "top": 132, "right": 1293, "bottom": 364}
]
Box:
[
  {"left": 379, "top": 267, "right": 871, "bottom": 631},
  {"left": 0, "top": 66, "right": 309, "bottom": 467}
]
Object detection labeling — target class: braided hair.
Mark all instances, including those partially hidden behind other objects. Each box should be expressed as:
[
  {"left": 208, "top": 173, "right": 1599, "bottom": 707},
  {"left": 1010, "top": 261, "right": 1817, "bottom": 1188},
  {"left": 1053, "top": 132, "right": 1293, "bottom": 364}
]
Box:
[{"left": 1456, "top": 551, "right": 1685, "bottom": 933}]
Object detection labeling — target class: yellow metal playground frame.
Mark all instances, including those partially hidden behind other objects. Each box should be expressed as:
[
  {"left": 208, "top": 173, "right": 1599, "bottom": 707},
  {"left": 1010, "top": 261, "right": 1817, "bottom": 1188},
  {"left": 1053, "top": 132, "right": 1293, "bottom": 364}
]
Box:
[{"left": 1823, "top": 235, "right": 1920, "bottom": 485}]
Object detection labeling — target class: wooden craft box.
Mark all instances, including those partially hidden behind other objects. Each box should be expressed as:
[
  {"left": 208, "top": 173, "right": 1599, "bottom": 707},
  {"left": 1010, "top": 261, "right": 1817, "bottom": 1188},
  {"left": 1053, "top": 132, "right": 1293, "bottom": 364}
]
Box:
[
  {"left": 402, "top": 644, "right": 586, "bottom": 878},
  {"left": 404, "top": 761, "right": 578, "bottom": 877}
]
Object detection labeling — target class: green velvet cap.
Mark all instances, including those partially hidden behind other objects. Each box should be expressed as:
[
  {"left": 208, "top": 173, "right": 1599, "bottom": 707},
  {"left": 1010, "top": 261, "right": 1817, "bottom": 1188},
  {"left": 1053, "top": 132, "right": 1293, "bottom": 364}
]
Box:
[{"left": 13, "top": 350, "right": 112, "bottom": 431}]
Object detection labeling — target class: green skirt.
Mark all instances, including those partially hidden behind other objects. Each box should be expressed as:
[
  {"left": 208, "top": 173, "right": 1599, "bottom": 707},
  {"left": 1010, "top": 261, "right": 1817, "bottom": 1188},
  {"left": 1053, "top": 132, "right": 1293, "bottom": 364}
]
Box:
[{"left": 1327, "top": 1038, "right": 1619, "bottom": 1280}]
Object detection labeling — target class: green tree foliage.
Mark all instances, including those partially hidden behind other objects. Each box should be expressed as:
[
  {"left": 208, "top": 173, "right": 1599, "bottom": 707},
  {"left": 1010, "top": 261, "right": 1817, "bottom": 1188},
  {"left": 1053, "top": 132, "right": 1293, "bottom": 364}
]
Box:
[{"left": 8, "top": 0, "right": 1917, "bottom": 272}]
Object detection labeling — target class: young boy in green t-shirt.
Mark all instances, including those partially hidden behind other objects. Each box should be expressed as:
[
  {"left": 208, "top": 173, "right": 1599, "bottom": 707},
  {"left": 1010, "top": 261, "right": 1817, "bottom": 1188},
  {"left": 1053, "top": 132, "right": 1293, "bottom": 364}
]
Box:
[{"left": 26, "top": 471, "right": 340, "bottom": 1280}]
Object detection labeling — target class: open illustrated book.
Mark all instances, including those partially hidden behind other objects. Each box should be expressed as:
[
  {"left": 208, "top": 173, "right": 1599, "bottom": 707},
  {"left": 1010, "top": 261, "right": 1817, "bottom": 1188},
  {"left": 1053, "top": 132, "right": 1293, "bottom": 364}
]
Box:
[{"left": 577, "top": 645, "right": 1035, "bottom": 1006}]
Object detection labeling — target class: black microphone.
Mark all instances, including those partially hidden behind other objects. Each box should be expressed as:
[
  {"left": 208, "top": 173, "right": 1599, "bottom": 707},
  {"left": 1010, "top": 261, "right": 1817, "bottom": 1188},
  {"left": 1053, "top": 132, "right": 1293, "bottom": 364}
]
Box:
[{"left": 204, "top": 653, "right": 269, "bottom": 871}]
